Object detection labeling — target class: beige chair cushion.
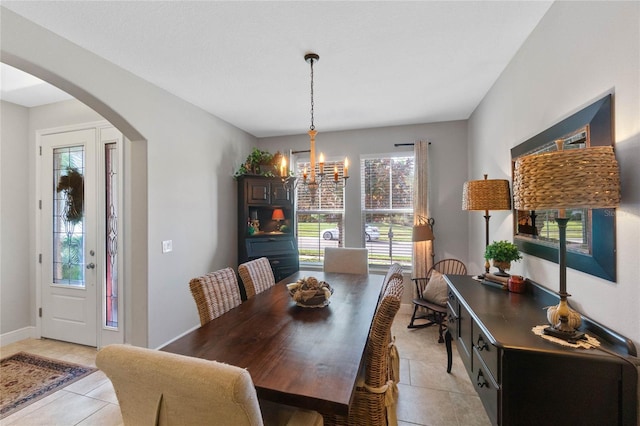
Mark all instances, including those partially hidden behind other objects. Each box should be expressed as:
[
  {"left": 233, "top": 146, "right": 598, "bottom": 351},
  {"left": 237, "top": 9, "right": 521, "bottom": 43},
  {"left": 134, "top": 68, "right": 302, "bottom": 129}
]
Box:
[
  {"left": 423, "top": 270, "right": 448, "bottom": 306},
  {"left": 238, "top": 257, "right": 276, "bottom": 299},
  {"left": 323, "top": 247, "right": 369, "bottom": 274},
  {"left": 97, "top": 344, "right": 323, "bottom": 426}
]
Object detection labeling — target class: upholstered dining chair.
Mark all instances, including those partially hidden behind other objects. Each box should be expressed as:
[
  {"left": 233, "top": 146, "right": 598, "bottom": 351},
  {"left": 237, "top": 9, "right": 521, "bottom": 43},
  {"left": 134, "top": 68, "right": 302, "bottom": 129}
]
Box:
[
  {"left": 408, "top": 258, "right": 467, "bottom": 342},
  {"left": 323, "top": 247, "right": 369, "bottom": 275},
  {"left": 189, "top": 267, "right": 242, "bottom": 326},
  {"left": 97, "top": 344, "right": 323, "bottom": 426},
  {"left": 238, "top": 257, "right": 276, "bottom": 299},
  {"left": 323, "top": 271, "right": 404, "bottom": 426}
]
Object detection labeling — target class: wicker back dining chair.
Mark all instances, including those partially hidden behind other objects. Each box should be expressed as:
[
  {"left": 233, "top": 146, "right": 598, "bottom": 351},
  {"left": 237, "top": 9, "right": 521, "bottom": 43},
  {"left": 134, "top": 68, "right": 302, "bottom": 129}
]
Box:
[
  {"left": 97, "top": 344, "right": 323, "bottom": 426},
  {"left": 189, "top": 267, "right": 242, "bottom": 326},
  {"left": 238, "top": 257, "right": 276, "bottom": 299},
  {"left": 324, "top": 272, "right": 404, "bottom": 426},
  {"left": 408, "top": 258, "right": 467, "bottom": 342},
  {"left": 379, "top": 263, "right": 403, "bottom": 303}
]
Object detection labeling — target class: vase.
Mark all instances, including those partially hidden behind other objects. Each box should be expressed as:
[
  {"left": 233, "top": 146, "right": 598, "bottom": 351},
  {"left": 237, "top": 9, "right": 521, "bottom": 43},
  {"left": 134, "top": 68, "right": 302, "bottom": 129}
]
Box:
[
  {"left": 547, "top": 302, "right": 582, "bottom": 329},
  {"left": 492, "top": 260, "right": 511, "bottom": 277},
  {"left": 507, "top": 275, "right": 526, "bottom": 293}
]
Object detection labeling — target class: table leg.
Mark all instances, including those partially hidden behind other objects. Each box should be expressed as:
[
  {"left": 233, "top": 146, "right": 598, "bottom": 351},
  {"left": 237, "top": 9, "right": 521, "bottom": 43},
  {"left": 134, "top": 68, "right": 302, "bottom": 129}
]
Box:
[{"left": 445, "top": 330, "right": 452, "bottom": 373}]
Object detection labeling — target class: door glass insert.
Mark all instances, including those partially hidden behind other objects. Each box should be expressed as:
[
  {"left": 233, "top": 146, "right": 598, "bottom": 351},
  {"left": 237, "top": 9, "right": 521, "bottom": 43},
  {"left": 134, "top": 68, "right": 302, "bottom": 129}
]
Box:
[
  {"left": 105, "top": 143, "right": 119, "bottom": 327},
  {"left": 53, "top": 146, "right": 85, "bottom": 287}
]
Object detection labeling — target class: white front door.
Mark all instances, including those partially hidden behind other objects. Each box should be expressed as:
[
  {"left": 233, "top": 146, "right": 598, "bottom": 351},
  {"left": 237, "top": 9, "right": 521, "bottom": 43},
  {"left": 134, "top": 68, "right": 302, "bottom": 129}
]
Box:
[{"left": 41, "top": 129, "right": 98, "bottom": 346}]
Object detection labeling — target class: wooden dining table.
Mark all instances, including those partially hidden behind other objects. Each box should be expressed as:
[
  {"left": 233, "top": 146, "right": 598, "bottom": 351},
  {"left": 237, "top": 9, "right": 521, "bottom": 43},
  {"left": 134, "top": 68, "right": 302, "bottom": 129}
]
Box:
[{"left": 161, "top": 270, "right": 383, "bottom": 416}]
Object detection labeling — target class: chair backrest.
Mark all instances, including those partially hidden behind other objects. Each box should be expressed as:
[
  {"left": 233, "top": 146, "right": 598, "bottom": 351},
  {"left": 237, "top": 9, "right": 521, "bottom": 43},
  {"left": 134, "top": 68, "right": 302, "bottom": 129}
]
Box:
[
  {"left": 96, "top": 344, "right": 264, "bottom": 426},
  {"left": 365, "top": 273, "right": 404, "bottom": 388},
  {"left": 189, "top": 267, "right": 242, "bottom": 326},
  {"left": 379, "top": 263, "right": 403, "bottom": 301},
  {"left": 429, "top": 258, "right": 467, "bottom": 279},
  {"left": 238, "top": 257, "right": 276, "bottom": 299},
  {"left": 323, "top": 247, "right": 369, "bottom": 274}
]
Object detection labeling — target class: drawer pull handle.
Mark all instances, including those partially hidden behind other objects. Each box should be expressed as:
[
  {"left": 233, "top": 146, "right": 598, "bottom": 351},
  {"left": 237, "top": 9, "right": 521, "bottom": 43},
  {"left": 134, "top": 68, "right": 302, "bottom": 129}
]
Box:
[
  {"left": 476, "top": 335, "right": 489, "bottom": 351},
  {"left": 476, "top": 370, "right": 489, "bottom": 388},
  {"left": 268, "top": 238, "right": 276, "bottom": 241},
  {"left": 271, "top": 260, "right": 280, "bottom": 265}
]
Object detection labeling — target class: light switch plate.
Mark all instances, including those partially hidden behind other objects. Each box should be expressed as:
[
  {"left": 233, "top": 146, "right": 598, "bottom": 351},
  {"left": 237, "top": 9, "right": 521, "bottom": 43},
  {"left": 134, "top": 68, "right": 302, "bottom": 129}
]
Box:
[{"left": 162, "top": 240, "right": 173, "bottom": 253}]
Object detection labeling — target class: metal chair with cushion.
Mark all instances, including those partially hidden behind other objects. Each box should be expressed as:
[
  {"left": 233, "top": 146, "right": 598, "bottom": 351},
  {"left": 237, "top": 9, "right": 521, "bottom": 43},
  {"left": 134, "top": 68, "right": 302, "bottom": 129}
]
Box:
[
  {"left": 189, "top": 267, "right": 242, "bottom": 326},
  {"left": 408, "top": 259, "right": 467, "bottom": 342},
  {"left": 238, "top": 257, "right": 276, "bottom": 299}
]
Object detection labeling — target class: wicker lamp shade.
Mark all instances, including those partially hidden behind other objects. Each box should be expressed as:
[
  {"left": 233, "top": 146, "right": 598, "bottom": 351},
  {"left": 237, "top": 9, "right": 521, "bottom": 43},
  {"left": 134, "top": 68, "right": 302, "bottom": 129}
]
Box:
[
  {"left": 462, "top": 175, "right": 512, "bottom": 211},
  {"left": 513, "top": 145, "right": 620, "bottom": 210}
]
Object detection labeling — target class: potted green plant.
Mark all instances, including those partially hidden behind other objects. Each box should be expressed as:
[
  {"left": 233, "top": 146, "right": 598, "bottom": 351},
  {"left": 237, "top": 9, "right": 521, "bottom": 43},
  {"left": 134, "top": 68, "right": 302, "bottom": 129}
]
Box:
[
  {"left": 234, "top": 148, "right": 276, "bottom": 177},
  {"left": 484, "top": 240, "right": 522, "bottom": 276}
]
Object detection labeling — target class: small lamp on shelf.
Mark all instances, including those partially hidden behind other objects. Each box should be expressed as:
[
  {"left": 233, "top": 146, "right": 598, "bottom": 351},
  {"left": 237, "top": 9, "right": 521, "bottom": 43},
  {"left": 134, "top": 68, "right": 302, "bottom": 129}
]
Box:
[
  {"left": 513, "top": 141, "right": 620, "bottom": 342},
  {"left": 272, "top": 208, "right": 285, "bottom": 231}
]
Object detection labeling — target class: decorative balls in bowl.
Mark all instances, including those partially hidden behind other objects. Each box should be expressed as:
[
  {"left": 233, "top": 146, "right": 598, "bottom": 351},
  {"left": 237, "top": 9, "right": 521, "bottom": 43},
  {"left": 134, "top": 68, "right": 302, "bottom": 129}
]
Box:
[{"left": 287, "top": 276, "right": 333, "bottom": 308}]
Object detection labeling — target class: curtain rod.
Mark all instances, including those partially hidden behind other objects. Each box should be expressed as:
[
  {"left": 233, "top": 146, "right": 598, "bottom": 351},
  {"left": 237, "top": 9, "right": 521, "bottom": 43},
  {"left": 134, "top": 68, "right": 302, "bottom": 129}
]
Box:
[{"left": 394, "top": 142, "right": 431, "bottom": 147}]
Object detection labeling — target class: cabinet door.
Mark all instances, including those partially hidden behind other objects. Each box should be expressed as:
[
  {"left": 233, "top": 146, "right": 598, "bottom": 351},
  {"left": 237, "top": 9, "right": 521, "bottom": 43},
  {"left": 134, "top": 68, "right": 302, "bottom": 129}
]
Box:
[
  {"left": 272, "top": 184, "right": 291, "bottom": 206},
  {"left": 247, "top": 180, "right": 270, "bottom": 204},
  {"left": 270, "top": 257, "right": 300, "bottom": 282},
  {"left": 458, "top": 304, "right": 473, "bottom": 372}
]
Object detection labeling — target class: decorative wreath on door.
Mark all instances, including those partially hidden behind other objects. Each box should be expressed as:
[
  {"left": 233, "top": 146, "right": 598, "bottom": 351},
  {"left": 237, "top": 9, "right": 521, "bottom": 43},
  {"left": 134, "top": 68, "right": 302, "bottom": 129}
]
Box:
[{"left": 56, "top": 168, "right": 84, "bottom": 223}]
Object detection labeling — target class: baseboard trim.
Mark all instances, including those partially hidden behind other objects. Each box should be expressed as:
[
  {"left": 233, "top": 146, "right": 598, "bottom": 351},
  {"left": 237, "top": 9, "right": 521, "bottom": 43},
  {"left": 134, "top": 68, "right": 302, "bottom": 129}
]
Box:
[{"left": 1, "top": 326, "right": 37, "bottom": 347}]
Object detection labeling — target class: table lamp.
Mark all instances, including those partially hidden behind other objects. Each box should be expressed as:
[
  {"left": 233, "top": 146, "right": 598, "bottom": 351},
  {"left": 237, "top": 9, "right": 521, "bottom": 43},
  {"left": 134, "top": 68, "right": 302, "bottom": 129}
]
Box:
[
  {"left": 513, "top": 141, "right": 620, "bottom": 341},
  {"left": 272, "top": 208, "right": 285, "bottom": 231},
  {"left": 462, "top": 174, "right": 512, "bottom": 274}
]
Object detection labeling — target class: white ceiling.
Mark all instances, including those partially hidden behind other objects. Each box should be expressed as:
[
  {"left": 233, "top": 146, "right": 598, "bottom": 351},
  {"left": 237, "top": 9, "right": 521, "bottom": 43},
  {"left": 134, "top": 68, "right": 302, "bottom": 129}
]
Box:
[{"left": 1, "top": 1, "right": 553, "bottom": 138}]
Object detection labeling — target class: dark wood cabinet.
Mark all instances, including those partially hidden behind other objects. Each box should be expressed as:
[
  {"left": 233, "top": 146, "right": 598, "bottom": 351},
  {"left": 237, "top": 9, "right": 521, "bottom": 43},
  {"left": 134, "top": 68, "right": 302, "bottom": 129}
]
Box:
[
  {"left": 445, "top": 275, "right": 638, "bottom": 426},
  {"left": 237, "top": 176, "right": 299, "bottom": 285}
]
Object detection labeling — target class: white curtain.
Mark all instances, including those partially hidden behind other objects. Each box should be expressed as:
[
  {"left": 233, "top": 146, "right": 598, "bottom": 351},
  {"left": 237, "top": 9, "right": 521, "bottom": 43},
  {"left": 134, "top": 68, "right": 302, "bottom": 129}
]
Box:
[{"left": 412, "top": 140, "right": 433, "bottom": 279}]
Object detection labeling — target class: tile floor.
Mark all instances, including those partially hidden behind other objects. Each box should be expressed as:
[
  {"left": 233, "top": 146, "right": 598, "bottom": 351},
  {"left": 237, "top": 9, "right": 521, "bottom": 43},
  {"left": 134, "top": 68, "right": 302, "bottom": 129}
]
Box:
[{"left": 0, "top": 311, "right": 491, "bottom": 426}]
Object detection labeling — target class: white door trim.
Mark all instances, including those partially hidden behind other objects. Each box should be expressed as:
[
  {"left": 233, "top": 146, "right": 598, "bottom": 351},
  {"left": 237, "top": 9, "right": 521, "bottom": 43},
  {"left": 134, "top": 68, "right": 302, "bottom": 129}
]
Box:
[{"left": 35, "top": 120, "right": 124, "bottom": 347}]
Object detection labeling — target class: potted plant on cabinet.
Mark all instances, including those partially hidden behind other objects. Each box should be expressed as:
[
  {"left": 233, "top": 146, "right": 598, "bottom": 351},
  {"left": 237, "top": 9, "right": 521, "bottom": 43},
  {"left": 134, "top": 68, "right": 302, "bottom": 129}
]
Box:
[
  {"left": 484, "top": 240, "right": 522, "bottom": 276},
  {"left": 234, "top": 148, "right": 276, "bottom": 177}
]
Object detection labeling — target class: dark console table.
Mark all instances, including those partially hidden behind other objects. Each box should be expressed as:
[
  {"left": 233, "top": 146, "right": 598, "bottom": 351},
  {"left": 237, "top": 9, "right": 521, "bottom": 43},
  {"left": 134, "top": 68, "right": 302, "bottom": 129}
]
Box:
[{"left": 445, "top": 274, "right": 638, "bottom": 426}]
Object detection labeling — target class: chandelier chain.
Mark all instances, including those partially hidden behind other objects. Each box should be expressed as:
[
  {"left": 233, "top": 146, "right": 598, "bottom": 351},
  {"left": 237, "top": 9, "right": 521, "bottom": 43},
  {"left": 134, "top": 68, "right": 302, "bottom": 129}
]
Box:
[{"left": 309, "top": 57, "right": 315, "bottom": 131}]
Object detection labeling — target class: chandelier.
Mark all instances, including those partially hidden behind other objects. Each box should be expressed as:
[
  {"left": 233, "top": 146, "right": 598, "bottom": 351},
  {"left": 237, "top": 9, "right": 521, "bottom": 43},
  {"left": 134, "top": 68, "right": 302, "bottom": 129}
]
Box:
[{"left": 282, "top": 53, "right": 349, "bottom": 198}]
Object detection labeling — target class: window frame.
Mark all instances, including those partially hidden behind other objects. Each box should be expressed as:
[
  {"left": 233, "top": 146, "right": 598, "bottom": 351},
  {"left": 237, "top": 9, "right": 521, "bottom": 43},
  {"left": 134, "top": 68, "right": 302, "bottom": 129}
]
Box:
[
  {"left": 294, "top": 157, "right": 347, "bottom": 266},
  {"left": 360, "top": 152, "right": 415, "bottom": 268}
]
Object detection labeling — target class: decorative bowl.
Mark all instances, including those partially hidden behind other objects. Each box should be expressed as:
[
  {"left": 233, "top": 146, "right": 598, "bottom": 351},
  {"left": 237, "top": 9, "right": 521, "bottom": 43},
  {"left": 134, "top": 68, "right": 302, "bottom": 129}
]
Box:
[{"left": 287, "top": 277, "right": 333, "bottom": 308}]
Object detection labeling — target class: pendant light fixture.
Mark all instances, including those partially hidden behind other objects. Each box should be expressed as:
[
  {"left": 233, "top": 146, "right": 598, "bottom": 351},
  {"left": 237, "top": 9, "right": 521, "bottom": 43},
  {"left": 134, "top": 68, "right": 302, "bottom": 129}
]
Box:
[{"left": 282, "top": 53, "right": 348, "bottom": 199}]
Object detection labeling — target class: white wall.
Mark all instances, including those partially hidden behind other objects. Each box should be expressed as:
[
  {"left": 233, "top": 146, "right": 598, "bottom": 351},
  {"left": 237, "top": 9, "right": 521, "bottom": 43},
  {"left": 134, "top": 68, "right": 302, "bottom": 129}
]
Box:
[
  {"left": 259, "top": 121, "right": 469, "bottom": 303},
  {"left": 0, "top": 101, "right": 31, "bottom": 335},
  {"left": 468, "top": 1, "right": 640, "bottom": 345},
  {"left": 1, "top": 8, "right": 257, "bottom": 348}
]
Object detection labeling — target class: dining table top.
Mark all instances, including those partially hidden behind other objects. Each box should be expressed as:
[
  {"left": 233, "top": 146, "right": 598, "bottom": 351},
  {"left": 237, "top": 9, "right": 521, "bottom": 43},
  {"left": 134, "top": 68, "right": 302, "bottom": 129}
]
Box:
[{"left": 161, "top": 270, "right": 384, "bottom": 416}]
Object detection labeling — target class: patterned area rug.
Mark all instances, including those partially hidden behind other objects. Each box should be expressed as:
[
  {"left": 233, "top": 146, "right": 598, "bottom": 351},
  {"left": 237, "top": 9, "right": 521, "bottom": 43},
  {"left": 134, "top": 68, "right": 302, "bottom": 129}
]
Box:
[{"left": 1, "top": 352, "right": 96, "bottom": 419}]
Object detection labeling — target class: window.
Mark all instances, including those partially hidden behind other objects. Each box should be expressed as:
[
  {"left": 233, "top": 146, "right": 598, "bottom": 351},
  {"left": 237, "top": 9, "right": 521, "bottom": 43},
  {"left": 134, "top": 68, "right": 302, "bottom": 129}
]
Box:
[
  {"left": 361, "top": 154, "right": 415, "bottom": 267},
  {"left": 295, "top": 158, "right": 346, "bottom": 264}
]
